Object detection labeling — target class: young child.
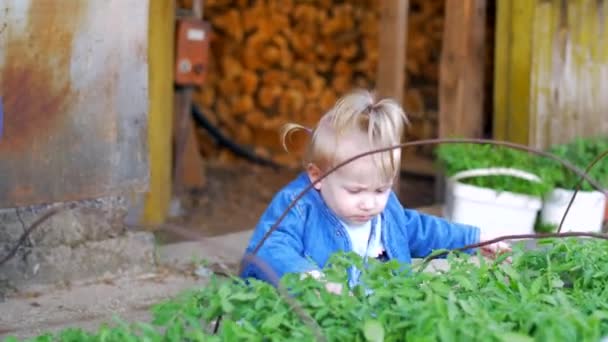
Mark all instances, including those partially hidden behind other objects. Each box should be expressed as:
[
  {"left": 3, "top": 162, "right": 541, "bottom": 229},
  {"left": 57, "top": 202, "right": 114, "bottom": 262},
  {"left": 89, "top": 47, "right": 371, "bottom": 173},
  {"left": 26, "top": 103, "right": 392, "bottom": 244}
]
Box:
[{"left": 240, "top": 89, "right": 510, "bottom": 293}]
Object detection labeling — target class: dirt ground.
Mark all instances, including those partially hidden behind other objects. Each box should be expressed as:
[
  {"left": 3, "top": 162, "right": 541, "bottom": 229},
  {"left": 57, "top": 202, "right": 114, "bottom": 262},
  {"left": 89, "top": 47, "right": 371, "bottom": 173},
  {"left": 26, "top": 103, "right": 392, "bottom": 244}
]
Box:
[
  {"left": 156, "top": 160, "right": 437, "bottom": 242},
  {"left": 0, "top": 229, "right": 251, "bottom": 340},
  {"left": 0, "top": 270, "right": 203, "bottom": 340}
]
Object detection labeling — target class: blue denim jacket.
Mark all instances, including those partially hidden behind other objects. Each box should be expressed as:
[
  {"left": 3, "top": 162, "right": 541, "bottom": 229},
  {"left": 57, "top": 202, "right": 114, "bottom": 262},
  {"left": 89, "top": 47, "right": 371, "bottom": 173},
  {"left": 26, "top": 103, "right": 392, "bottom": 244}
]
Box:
[{"left": 240, "top": 172, "right": 480, "bottom": 285}]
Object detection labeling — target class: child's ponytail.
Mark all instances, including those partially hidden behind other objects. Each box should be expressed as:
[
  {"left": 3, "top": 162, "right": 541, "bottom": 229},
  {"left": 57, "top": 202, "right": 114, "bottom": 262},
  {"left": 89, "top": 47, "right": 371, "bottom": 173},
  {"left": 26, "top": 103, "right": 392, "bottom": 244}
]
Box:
[
  {"left": 279, "top": 123, "right": 312, "bottom": 153},
  {"left": 277, "top": 89, "right": 409, "bottom": 177}
]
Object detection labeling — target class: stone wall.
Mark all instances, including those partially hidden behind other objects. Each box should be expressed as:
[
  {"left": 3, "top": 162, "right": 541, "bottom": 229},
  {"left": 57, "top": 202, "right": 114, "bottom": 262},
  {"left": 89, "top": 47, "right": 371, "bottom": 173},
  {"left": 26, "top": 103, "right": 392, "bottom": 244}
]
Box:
[{"left": 0, "top": 196, "right": 156, "bottom": 295}]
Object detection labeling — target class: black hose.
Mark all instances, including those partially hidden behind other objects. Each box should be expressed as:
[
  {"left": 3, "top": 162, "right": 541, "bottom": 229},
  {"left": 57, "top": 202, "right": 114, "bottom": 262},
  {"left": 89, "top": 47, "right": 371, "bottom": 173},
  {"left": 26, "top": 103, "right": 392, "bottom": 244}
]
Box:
[
  {"left": 191, "top": 103, "right": 282, "bottom": 169},
  {"left": 191, "top": 103, "right": 434, "bottom": 179}
]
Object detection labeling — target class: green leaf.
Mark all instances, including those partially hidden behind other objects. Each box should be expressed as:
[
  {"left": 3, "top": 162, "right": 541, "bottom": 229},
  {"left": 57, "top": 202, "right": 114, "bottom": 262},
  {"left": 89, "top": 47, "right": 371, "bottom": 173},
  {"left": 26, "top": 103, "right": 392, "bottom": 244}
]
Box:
[
  {"left": 498, "top": 332, "right": 534, "bottom": 342},
  {"left": 453, "top": 275, "right": 474, "bottom": 291},
  {"left": 261, "top": 313, "right": 284, "bottom": 330},
  {"left": 151, "top": 302, "right": 180, "bottom": 325},
  {"left": 493, "top": 252, "right": 513, "bottom": 265},
  {"left": 429, "top": 281, "right": 452, "bottom": 297},
  {"left": 136, "top": 322, "right": 163, "bottom": 341},
  {"left": 363, "top": 320, "right": 385, "bottom": 342},
  {"left": 220, "top": 298, "right": 234, "bottom": 313},
  {"left": 438, "top": 321, "right": 455, "bottom": 342},
  {"left": 314, "top": 307, "right": 331, "bottom": 321},
  {"left": 57, "top": 328, "right": 93, "bottom": 341},
  {"left": 229, "top": 292, "right": 257, "bottom": 301},
  {"left": 529, "top": 276, "right": 544, "bottom": 295},
  {"left": 166, "top": 319, "right": 184, "bottom": 342},
  {"left": 592, "top": 310, "right": 608, "bottom": 320},
  {"left": 551, "top": 278, "right": 564, "bottom": 289},
  {"left": 218, "top": 283, "right": 231, "bottom": 299},
  {"left": 220, "top": 320, "right": 238, "bottom": 341}
]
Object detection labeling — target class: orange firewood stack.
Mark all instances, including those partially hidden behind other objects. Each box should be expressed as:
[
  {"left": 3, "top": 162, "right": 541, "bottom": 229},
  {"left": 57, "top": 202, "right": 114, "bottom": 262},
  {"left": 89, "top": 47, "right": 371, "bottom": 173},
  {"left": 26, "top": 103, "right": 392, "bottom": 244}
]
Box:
[{"left": 179, "top": 0, "right": 450, "bottom": 168}]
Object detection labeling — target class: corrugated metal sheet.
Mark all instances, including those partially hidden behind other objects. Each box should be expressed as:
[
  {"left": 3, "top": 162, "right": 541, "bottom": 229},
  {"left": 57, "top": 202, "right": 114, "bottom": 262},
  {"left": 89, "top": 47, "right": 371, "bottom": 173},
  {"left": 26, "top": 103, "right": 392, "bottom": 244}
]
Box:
[{"left": 0, "top": 0, "right": 149, "bottom": 208}]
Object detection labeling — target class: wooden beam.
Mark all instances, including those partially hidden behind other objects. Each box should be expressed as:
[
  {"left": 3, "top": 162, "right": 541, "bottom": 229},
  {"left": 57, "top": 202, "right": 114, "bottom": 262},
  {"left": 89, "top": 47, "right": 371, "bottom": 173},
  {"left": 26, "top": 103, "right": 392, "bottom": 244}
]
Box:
[
  {"left": 142, "top": 0, "right": 175, "bottom": 225},
  {"left": 439, "top": 0, "right": 487, "bottom": 139},
  {"left": 493, "top": 0, "right": 534, "bottom": 144},
  {"left": 401, "top": 154, "right": 436, "bottom": 177},
  {"left": 173, "top": 88, "right": 206, "bottom": 195},
  {"left": 172, "top": 0, "right": 206, "bottom": 197},
  {"left": 376, "top": 0, "right": 409, "bottom": 105},
  {"left": 376, "top": 0, "right": 408, "bottom": 194}
]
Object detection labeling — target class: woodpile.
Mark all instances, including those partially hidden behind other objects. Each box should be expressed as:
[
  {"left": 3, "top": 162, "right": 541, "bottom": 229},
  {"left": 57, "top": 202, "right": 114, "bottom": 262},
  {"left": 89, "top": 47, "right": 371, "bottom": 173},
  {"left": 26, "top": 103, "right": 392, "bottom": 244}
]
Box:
[{"left": 181, "top": 0, "right": 448, "bottom": 167}]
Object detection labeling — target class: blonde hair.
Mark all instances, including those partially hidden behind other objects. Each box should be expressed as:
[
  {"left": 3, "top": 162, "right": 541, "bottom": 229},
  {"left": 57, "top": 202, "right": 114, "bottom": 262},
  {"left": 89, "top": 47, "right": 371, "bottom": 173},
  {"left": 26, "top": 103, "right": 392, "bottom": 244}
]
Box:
[{"left": 281, "top": 89, "right": 409, "bottom": 179}]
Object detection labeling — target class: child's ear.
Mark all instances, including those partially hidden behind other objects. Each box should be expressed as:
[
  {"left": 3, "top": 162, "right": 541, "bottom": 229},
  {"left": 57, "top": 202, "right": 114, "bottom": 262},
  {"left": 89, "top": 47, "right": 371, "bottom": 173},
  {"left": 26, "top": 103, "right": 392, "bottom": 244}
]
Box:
[{"left": 306, "top": 163, "right": 323, "bottom": 190}]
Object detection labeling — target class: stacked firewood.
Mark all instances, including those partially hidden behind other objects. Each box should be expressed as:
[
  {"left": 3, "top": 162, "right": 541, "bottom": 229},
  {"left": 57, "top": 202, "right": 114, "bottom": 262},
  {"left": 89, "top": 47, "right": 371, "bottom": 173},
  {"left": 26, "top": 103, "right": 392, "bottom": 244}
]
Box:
[{"left": 184, "top": 0, "right": 447, "bottom": 167}]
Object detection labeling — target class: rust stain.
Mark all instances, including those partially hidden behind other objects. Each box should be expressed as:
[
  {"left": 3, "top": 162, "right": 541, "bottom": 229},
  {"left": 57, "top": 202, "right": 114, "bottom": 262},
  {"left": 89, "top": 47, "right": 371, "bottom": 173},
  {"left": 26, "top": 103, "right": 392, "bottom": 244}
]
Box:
[
  {"left": 0, "top": 2, "right": 86, "bottom": 153},
  {"left": 9, "top": 184, "right": 34, "bottom": 201}
]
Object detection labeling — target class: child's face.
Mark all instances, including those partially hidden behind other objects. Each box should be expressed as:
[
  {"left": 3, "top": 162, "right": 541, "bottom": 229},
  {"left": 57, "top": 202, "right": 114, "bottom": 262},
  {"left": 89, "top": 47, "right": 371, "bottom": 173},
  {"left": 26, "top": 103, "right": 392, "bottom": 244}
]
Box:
[{"left": 308, "top": 133, "right": 397, "bottom": 225}]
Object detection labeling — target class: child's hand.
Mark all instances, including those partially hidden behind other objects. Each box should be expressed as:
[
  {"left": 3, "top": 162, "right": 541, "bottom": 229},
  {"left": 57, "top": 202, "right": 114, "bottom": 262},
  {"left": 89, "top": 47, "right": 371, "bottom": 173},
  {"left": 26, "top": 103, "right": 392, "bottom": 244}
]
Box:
[
  {"left": 479, "top": 230, "right": 512, "bottom": 263},
  {"left": 324, "top": 282, "right": 345, "bottom": 295},
  {"left": 479, "top": 241, "right": 512, "bottom": 262},
  {"left": 301, "top": 270, "right": 349, "bottom": 295}
]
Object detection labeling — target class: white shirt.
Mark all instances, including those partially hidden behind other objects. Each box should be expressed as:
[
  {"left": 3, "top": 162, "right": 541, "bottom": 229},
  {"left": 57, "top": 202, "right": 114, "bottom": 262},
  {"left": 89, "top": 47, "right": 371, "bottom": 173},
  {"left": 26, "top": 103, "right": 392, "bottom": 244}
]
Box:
[{"left": 340, "top": 216, "right": 384, "bottom": 258}]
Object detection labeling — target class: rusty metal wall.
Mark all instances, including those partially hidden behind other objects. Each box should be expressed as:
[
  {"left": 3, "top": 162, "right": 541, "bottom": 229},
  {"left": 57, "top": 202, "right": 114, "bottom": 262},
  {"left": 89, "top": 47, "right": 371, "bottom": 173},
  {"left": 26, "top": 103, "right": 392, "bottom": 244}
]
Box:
[{"left": 0, "top": 1, "right": 149, "bottom": 208}]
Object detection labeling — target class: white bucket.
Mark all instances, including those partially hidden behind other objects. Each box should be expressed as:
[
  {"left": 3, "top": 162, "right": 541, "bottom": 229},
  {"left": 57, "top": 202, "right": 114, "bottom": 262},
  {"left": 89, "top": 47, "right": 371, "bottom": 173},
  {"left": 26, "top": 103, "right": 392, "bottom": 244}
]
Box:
[
  {"left": 540, "top": 188, "right": 606, "bottom": 233},
  {"left": 443, "top": 168, "right": 543, "bottom": 239}
]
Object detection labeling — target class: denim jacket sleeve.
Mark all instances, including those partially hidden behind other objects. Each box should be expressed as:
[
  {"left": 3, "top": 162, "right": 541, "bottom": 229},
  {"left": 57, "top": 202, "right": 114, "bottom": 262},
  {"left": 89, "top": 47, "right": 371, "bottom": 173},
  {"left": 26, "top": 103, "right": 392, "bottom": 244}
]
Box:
[
  {"left": 240, "top": 192, "right": 319, "bottom": 285},
  {"left": 402, "top": 207, "right": 480, "bottom": 258}
]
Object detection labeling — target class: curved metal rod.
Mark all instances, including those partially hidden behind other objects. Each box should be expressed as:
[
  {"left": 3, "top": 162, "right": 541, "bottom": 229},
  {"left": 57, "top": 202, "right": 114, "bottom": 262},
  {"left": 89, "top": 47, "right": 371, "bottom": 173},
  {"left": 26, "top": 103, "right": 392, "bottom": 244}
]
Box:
[
  {"left": 244, "top": 137, "right": 606, "bottom": 269},
  {"left": 153, "top": 222, "right": 327, "bottom": 341},
  {"left": 557, "top": 149, "right": 608, "bottom": 233},
  {"left": 240, "top": 254, "right": 328, "bottom": 342},
  {"left": 0, "top": 208, "right": 61, "bottom": 267},
  {"left": 423, "top": 231, "right": 608, "bottom": 261}
]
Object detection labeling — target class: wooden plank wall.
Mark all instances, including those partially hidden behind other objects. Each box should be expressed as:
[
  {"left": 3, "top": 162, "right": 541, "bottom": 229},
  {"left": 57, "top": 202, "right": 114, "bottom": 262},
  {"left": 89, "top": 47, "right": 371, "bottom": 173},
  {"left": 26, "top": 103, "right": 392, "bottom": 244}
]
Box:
[
  {"left": 494, "top": 0, "right": 608, "bottom": 149},
  {"left": 529, "top": 0, "right": 608, "bottom": 148}
]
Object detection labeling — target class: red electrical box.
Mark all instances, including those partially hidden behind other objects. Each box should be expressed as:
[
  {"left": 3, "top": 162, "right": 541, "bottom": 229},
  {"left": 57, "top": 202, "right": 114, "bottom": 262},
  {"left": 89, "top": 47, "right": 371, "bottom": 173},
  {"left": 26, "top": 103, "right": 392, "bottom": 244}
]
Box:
[{"left": 175, "top": 18, "right": 211, "bottom": 86}]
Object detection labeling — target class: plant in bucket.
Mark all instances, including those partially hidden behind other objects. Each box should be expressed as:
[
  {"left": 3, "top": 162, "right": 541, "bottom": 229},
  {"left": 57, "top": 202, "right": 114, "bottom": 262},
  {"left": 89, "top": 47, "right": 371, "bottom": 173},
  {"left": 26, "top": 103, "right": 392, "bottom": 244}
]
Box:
[
  {"left": 538, "top": 136, "right": 608, "bottom": 233},
  {"left": 436, "top": 143, "right": 552, "bottom": 240}
]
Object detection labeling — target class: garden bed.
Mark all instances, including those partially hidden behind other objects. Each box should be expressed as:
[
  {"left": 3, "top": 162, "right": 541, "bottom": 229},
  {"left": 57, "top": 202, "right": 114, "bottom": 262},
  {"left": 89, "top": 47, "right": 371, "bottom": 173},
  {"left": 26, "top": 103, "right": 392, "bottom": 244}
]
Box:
[{"left": 6, "top": 237, "right": 608, "bottom": 341}]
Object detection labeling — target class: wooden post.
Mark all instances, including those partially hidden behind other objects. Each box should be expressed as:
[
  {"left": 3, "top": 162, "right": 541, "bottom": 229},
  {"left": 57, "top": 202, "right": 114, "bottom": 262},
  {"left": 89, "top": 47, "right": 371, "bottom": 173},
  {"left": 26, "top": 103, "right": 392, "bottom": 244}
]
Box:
[
  {"left": 493, "top": 0, "right": 534, "bottom": 145},
  {"left": 142, "top": 0, "right": 175, "bottom": 225},
  {"left": 436, "top": 0, "right": 487, "bottom": 207},
  {"left": 376, "top": 0, "right": 409, "bottom": 195},
  {"left": 376, "top": 0, "right": 409, "bottom": 105},
  {"left": 438, "top": 0, "right": 487, "bottom": 139},
  {"left": 172, "top": 0, "right": 206, "bottom": 199},
  {"left": 173, "top": 88, "right": 206, "bottom": 195}
]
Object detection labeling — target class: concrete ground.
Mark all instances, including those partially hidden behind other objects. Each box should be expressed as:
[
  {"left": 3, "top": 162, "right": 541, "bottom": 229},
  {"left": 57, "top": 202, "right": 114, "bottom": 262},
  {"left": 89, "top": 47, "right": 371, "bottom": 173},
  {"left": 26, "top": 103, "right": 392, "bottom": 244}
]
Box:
[
  {"left": 0, "top": 205, "right": 445, "bottom": 341},
  {"left": 0, "top": 230, "right": 251, "bottom": 341},
  {"left": 0, "top": 271, "right": 202, "bottom": 340}
]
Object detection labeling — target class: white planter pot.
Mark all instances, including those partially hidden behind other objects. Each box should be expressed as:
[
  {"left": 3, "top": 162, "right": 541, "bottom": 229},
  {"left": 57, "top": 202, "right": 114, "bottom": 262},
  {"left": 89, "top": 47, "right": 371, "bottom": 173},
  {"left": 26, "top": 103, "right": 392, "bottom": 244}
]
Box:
[
  {"left": 443, "top": 168, "right": 543, "bottom": 240},
  {"left": 540, "top": 188, "right": 606, "bottom": 233}
]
